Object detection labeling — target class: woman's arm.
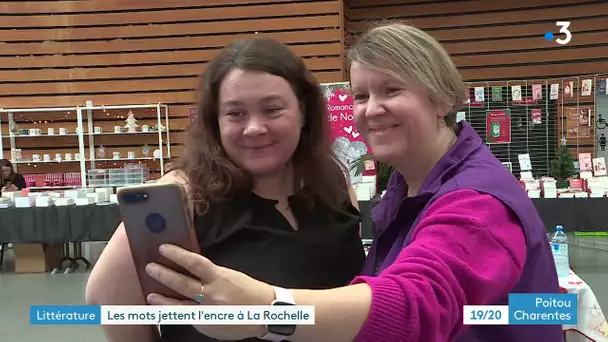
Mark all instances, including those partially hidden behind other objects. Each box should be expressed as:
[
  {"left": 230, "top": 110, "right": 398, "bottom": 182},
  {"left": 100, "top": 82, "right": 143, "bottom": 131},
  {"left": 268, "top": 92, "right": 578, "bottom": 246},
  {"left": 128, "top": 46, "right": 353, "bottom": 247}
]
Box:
[
  {"left": 86, "top": 223, "right": 161, "bottom": 342},
  {"left": 12, "top": 173, "right": 27, "bottom": 189},
  {"left": 285, "top": 190, "right": 527, "bottom": 342},
  {"left": 288, "top": 284, "right": 371, "bottom": 342},
  {"left": 85, "top": 171, "right": 189, "bottom": 342}
]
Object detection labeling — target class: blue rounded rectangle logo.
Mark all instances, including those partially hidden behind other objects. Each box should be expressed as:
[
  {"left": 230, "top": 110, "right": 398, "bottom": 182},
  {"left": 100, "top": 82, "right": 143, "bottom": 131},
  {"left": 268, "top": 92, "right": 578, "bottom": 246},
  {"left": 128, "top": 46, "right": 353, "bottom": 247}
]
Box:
[
  {"left": 30, "top": 305, "right": 101, "bottom": 325},
  {"left": 508, "top": 293, "right": 577, "bottom": 325}
]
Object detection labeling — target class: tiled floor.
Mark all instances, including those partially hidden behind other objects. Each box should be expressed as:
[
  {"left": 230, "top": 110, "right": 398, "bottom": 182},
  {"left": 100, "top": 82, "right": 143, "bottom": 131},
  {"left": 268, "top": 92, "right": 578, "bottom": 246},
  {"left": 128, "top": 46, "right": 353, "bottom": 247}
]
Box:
[{"left": 1, "top": 244, "right": 607, "bottom": 341}]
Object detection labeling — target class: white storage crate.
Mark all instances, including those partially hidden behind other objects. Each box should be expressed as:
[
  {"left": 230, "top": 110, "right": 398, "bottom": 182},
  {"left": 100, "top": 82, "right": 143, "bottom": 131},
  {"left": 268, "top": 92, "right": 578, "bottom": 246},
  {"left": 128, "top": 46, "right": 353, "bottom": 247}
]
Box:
[
  {"left": 87, "top": 169, "right": 109, "bottom": 186},
  {"left": 88, "top": 165, "right": 150, "bottom": 187}
]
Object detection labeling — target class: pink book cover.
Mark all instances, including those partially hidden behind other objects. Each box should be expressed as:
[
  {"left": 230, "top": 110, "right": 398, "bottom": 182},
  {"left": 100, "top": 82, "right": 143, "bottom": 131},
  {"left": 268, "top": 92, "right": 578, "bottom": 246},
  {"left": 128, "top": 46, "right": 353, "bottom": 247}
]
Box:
[
  {"left": 322, "top": 82, "right": 376, "bottom": 179},
  {"left": 578, "top": 153, "right": 592, "bottom": 172}
]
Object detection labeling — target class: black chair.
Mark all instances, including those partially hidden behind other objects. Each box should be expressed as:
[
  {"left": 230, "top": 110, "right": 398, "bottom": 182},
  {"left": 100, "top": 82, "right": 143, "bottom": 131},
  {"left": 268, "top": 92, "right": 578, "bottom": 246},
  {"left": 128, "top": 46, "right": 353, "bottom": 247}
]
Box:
[{"left": 0, "top": 243, "right": 7, "bottom": 272}]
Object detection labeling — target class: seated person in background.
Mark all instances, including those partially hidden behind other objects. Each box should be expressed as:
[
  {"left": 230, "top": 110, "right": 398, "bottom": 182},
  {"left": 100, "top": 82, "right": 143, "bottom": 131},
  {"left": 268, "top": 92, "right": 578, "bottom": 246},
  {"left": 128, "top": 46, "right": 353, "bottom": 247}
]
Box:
[
  {"left": 1, "top": 159, "right": 26, "bottom": 192},
  {"left": 85, "top": 37, "right": 365, "bottom": 342}
]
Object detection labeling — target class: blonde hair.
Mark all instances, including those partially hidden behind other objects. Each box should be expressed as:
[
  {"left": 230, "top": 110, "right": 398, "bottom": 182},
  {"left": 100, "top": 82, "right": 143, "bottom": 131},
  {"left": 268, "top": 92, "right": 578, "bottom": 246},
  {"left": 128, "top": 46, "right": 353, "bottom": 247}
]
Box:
[{"left": 348, "top": 23, "right": 466, "bottom": 130}]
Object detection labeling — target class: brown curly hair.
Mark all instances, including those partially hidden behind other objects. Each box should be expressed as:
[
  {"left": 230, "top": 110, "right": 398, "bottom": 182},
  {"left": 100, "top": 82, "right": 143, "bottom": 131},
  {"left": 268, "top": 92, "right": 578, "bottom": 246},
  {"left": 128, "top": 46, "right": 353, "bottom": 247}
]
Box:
[{"left": 174, "top": 38, "right": 350, "bottom": 215}]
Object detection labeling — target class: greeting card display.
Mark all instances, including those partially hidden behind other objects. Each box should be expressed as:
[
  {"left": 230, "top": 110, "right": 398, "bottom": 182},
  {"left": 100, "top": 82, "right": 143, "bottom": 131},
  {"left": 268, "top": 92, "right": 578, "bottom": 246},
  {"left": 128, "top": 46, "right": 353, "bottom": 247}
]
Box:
[
  {"left": 579, "top": 153, "right": 592, "bottom": 172},
  {"left": 581, "top": 79, "right": 593, "bottom": 96},
  {"left": 518, "top": 153, "right": 532, "bottom": 171},
  {"left": 491, "top": 87, "right": 502, "bottom": 101},
  {"left": 485, "top": 109, "right": 511, "bottom": 144},
  {"left": 592, "top": 157, "right": 607, "bottom": 176},
  {"left": 511, "top": 86, "right": 522, "bottom": 101},
  {"left": 550, "top": 84, "right": 560, "bottom": 100},
  {"left": 532, "top": 84, "right": 542, "bottom": 100},
  {"left": 474, "top": 87, "right": 485, "bottom": 102},
  {"left": 321, "top": 82, "right": 374, "bottom": 183},
  {"left": 465, "top": 88, "right": 484, "bottom": 107},
  {"left": 456, "top": 111, "right": 466, "bottom": 123},
  {"left": 531, "top": 109, "right": 542, "bottom": 124},
  {"left": 564, "top": 81, "right": 574, "bottom": 98},
  {"left": 565, "top": 107, "right": 591, "bottom": 138}
]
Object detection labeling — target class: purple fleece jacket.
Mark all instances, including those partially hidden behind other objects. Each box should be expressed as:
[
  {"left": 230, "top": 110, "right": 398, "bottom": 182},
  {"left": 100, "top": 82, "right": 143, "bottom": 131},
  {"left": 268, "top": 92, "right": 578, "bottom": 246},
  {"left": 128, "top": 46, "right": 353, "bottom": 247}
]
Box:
[{"left": 351, "top": 189, "right": 527, "bottom": 341}]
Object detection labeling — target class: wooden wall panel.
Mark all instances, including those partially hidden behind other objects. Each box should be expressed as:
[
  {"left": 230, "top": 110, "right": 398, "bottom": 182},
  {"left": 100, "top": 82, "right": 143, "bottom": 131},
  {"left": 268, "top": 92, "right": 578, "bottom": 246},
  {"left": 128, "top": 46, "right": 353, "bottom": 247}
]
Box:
[
  {"left": 0, "top": 0, "right": 300, "bottom": 13},
  {"left": 0, "top": 0, "right": 343, "bottom": 110},
  {"left": 345, "top": 0, "right": 608, "bottom": 81},
  {"left": 0, "top": 0, "right": 344, "bottom": 176}
]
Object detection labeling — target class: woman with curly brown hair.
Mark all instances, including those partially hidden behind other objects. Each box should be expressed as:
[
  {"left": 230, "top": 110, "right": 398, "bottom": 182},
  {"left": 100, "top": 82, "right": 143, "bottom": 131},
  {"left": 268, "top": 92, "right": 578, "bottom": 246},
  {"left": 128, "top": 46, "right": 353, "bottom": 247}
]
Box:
[{"left": 85, "top": 37, "right": 365, "bottom": 342}]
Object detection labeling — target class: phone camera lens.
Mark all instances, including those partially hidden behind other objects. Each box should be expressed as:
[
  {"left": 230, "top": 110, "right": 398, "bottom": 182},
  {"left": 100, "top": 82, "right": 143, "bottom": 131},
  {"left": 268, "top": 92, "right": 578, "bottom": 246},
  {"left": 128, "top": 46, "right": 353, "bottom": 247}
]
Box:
[
  {"left": 123, "top": 193, "right": 137, "bottom": 203},
  {"left": 145, "top": 213, "right": 166, "bottom": 233},
  {"left": 122, "top": 192, "right": 149, "bottom": 203}
]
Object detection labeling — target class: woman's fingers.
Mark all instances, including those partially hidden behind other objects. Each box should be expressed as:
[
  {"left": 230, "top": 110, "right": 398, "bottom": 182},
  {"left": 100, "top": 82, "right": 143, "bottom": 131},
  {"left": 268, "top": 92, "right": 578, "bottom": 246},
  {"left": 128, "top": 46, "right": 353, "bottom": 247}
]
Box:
[
  {"left": 145, "top": 263, "right": 203, "bottom": 301},
  {"left": 147, "top": 293, "right": 196, "bottom": 306},
  {"left": 158, "top": 244, "right": 217, "bottom": 282}
]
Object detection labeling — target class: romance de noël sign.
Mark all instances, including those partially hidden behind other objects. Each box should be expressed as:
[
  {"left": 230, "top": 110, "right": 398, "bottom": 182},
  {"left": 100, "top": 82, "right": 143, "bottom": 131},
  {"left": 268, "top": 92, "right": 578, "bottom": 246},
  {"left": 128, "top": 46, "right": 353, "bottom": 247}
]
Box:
[{"left": 321, "top": 82, "right": 375, "bottom": 182}]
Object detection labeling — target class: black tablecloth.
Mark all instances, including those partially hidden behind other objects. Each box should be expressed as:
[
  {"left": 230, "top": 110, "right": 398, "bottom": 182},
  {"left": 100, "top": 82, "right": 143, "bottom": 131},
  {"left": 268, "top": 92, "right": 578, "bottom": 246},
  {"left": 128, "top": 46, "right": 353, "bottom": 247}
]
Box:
[
  {"left": 0, "top": 201, "right": 376, "bottom": 243},
  {"left": 0, "top": 204, "right": 121, "bottom": 243},
  {"left": 359, "top": 197, "right": 608, "bottom": 239},
  {"left": 0, "top": 198, "right": 605, "bottom": 243},
  {"left": 532, "top": 198, "right": 608, "bottom": 234}
]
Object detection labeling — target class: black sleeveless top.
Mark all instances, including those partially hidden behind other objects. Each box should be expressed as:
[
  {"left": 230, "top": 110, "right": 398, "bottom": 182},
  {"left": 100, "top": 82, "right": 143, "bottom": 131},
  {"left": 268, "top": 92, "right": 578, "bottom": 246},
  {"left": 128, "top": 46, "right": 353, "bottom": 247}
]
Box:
[{"left": 160, "top": 191, "right": 365, "bottom": 341}]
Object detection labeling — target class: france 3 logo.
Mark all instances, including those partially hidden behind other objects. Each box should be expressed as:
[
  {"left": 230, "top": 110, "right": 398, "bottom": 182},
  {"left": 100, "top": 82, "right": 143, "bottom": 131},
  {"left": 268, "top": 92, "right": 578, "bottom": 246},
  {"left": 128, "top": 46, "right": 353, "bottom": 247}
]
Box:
[{"left": 544, "top": 21, "right": 572, "bottom": 45}]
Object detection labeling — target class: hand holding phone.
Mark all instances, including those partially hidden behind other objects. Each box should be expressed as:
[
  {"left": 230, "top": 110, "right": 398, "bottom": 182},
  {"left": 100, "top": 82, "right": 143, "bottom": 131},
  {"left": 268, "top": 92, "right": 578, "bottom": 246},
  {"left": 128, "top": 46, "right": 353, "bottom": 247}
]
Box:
[
  {"left": 118, "top": 181, "right": 200, "bottom": 301},
  {"left": 2, "top": 182, "right": 17, "bottom": 191}
]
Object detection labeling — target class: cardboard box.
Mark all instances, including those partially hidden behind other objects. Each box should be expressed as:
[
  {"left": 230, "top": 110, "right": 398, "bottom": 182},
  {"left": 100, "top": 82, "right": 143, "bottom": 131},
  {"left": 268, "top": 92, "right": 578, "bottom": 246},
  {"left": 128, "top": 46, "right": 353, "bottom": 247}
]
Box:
[{"left": 13, "top": 243, "right": 63, "bottom": 273}]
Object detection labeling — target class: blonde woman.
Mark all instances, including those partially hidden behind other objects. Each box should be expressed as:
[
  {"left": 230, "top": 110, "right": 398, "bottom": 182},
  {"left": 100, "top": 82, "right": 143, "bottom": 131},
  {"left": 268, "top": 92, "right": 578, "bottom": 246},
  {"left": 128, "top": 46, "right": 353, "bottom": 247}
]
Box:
[{"left": 134, "top": 24, "right": 562, "bottom": 341}]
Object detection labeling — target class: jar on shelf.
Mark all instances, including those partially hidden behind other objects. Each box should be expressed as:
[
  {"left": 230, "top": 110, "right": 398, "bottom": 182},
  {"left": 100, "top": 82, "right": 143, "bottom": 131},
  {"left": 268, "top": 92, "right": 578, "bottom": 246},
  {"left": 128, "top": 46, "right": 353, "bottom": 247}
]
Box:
[
  {"left": 12, "top": 148, "right": 22, "bottom": 161},
  {"left": 97, "top": 145, "right": 106, "bottom": 158}
]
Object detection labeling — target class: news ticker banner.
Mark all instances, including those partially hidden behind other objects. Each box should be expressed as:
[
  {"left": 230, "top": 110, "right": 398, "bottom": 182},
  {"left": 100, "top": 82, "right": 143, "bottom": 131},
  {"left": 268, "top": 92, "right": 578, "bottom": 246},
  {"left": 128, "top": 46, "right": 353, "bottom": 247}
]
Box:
[
  {"left": 463, "top": 294, "right": 577, "bottom": 325},
  {"left": 30, "top": 293, "right": 575, "bottom": 326},
  {"left": 30, "top": 305, "right": 315, "bottom": 325}
]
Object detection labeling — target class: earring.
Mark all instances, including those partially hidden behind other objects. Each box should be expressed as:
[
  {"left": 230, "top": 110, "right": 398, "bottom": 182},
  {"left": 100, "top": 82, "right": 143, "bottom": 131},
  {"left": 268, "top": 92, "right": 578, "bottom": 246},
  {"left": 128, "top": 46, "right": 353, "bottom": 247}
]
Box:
[{"left": 439, "top": 120, "right": 446, "bottom": 128}]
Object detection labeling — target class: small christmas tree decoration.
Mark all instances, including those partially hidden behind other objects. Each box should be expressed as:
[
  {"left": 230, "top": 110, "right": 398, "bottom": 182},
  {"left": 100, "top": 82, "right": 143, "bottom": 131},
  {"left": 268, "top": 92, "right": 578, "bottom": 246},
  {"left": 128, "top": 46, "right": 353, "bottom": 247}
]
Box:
[
  {"left": 552, "top": 143, "right": 576, "bottom": 189},
  {"left": 124, "top": 110, "right": 140, "bottom": 133}
]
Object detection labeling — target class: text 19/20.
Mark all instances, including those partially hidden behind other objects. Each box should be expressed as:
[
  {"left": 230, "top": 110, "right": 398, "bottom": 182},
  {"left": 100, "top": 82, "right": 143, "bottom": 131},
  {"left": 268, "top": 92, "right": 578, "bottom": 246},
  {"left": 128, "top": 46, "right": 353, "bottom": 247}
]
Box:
[
  {"left": 471, "top": 309, "right": 501, "bottom": 320},
  {"left": 462, "top": 305, "right": 509, "bottom": 325}
]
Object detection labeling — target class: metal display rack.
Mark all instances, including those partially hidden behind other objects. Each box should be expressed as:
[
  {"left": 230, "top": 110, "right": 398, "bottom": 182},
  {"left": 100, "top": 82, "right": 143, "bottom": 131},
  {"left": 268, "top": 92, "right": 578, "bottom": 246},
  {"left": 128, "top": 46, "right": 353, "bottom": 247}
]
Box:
[{"left": 0, "top": 103, "right": 171, "bottom": 188}]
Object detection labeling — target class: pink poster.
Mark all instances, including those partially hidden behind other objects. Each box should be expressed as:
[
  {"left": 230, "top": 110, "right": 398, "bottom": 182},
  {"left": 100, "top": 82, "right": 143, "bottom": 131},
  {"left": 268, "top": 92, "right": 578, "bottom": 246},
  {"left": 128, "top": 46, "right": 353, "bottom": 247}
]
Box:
[{"left": 321, "top": 82, "right": 375, "bottom": 182}]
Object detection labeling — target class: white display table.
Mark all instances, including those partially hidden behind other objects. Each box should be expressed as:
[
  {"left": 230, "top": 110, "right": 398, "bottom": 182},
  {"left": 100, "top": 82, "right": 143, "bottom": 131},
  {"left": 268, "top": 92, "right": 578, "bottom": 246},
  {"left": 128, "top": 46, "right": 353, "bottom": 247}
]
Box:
[{"left": 562, "top": 270, "right": 608, "bottom": 341}]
